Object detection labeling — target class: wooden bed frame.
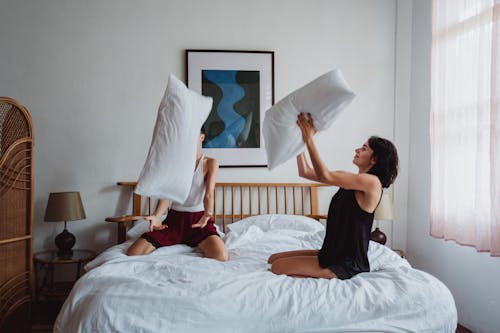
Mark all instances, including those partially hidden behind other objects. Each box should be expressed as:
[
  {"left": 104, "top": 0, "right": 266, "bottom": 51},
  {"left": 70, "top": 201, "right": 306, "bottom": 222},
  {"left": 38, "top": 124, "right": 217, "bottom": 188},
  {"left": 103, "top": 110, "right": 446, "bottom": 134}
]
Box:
[{"left": 106, "top": 182, "right": 329, "bottom": 244}]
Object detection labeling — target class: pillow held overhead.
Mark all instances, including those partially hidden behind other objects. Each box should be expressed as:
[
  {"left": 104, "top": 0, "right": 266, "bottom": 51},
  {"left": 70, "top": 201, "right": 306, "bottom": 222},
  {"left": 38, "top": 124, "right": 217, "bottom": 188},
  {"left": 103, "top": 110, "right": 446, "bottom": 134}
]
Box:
[
  {"left": 135, "top": 74, "right": 213, "bottom": 202},
  {"left": 263, "top": 69, "right": 355, "bottom": 170}
]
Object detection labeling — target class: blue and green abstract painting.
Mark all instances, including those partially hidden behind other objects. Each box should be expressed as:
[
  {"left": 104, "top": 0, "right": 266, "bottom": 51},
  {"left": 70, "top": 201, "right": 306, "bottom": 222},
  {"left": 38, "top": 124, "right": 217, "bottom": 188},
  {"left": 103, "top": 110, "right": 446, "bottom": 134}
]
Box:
[{"left": 202, "top": 70, "right": 260, "bottom": 149}]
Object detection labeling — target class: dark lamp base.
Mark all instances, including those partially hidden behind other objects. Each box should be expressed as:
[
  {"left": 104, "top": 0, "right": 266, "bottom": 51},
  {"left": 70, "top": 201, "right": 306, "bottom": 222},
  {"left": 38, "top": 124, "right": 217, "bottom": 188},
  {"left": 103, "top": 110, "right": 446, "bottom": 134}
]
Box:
[
  {"left": 370, "top": 227, "right": 387, "bottom": 245},
  {"left": 57, "top": 248, "right": 74, "bottom": 258},
  {"left": 55, "top": 228, "right": 76, "bottom": 257}
]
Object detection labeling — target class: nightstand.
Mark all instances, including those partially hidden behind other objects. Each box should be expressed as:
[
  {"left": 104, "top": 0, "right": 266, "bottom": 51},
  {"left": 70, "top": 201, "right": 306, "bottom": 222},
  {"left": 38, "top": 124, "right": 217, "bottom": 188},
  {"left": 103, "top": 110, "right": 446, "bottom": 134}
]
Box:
[
  {"left": 33, "top": 249, "right": 96, "bottom": 302},
  {"left": 392, "top": 249, "right": 406, "bottom": 258}
]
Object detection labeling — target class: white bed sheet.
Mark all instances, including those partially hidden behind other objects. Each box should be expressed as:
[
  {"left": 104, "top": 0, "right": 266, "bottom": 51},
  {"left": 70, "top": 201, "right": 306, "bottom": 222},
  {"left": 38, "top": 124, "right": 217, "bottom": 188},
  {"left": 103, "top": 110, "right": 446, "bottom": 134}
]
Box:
[{"left": 54, "top": 215, "right": 457, "bottom": 333}]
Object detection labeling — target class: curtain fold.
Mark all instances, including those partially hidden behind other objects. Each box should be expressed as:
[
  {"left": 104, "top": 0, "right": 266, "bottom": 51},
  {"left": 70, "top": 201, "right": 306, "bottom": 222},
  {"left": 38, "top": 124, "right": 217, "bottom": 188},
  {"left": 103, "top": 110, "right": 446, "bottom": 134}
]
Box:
[
  {"left": 430, "top": 0, "right": 500, "bottom": 256},
  {"left": 490, "top": 0, "right": 500, "bottom": 256}
]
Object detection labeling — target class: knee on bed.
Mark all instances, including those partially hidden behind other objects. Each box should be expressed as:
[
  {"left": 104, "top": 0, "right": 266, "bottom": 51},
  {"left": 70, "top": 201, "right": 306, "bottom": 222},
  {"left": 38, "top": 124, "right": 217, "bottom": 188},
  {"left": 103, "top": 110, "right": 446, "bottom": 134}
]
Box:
[
  {"left": 205, "top": 250, "right": 228, "bottom": 262},
  {"left": 126, "top": 247, "right": 141, "bottom": 256},
  {"left": 126, "top": 238, "right": 155, "bottom": 256}
]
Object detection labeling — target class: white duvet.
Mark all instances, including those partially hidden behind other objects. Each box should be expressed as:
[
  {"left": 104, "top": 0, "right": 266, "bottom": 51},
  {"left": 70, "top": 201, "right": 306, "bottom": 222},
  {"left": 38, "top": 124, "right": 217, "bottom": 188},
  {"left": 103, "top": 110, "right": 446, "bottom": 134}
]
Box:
[{"left": 54, "top": 215, "right": 457, "bottom": 333}]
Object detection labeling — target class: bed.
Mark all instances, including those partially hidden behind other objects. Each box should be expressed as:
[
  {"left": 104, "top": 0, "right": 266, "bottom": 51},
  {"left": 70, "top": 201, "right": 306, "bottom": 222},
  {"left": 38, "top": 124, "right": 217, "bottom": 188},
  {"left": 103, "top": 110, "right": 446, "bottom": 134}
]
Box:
[{"left": 54, "top": 182, "right": 457, "bottom": 333}]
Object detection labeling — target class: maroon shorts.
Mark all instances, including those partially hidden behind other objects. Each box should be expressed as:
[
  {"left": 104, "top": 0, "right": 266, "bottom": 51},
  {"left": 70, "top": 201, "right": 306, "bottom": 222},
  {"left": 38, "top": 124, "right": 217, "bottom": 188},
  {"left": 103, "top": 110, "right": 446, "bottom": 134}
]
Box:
[{"left": 141, "top": 210, "right": 219, "bottom": 248}]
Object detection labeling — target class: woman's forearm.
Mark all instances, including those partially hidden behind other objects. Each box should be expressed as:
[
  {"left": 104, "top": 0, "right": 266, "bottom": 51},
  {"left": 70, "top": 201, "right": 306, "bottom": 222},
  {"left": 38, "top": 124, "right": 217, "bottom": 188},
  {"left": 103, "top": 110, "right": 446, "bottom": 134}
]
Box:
[
  {"left": 203, "top": 193, "right": 214, "bottom": 216},
  {"left": 297, "top": 153, "right": 318, "bottom": 181},
  {"left": 305, "top": 139, "right": 331, "bottom": 183},
  {"left": 153, "top": 199, "right": 170, "bottom": 216}
]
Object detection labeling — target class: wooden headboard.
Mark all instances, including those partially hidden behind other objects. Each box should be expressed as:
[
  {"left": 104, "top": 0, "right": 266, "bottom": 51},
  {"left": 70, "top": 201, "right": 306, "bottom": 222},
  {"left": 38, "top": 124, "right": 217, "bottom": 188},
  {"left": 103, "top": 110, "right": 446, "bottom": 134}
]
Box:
[{"left": 107, "top": 182, "right": 329, "bottom": 243}]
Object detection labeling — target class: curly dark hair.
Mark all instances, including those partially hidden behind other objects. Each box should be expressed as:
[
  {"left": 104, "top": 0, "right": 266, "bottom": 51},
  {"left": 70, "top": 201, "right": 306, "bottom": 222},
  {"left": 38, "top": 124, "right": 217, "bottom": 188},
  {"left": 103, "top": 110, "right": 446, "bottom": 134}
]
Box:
[{"left": 367, "top": 136, "right": 399, "bottom": 188}]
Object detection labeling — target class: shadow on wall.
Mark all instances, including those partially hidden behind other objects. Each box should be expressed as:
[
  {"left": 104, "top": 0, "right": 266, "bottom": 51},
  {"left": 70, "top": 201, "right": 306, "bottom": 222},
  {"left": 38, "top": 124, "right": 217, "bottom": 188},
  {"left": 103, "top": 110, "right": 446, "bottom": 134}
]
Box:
[
  {"left": 100, "top": 184, "right": 132, "bottom": 217},
  {"left": 78, "top": 222, "right": 113, "bottom": 252},
  {"left": 34, "top": 195, "right": 58, "bottom": 251}
]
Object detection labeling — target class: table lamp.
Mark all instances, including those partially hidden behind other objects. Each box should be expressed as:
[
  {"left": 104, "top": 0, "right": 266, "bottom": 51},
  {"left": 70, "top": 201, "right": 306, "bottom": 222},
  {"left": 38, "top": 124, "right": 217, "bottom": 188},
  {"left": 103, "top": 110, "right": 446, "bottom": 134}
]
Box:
[
  {"left": 370, "top": 193, "right": 395, "bottom": 246},
  {"left": 44, "top": 191, "right": 86, "bottom": 257}
]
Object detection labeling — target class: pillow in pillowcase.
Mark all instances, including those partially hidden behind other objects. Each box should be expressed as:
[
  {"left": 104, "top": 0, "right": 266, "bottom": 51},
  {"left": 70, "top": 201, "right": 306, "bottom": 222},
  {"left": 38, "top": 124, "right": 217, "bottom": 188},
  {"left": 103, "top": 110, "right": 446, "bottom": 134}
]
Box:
[
  {"left": 125, "top": 216, "right": 167, "bottom": 240},
  {"left": 135, "top": 74, "right": 212, "bottom": 202},
  {"left": 126, "top": 219, "right": 150, "bottom": 240},
  {"left": 263, "top": 69, "right": 355, "bottom": 170},
  {"left": 227, "top": 214, "right": 324, "bottom": 235}
]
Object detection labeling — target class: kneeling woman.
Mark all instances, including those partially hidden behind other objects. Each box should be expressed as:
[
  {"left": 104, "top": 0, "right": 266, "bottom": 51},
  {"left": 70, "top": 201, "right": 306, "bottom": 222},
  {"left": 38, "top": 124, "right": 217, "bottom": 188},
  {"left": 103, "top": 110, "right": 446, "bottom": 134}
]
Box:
[
  {"left": 268, "top": 113, "right": 398, "bottom": 279},
  {"left": 127, "top": 130, "right": 228, "bottom": 262}
]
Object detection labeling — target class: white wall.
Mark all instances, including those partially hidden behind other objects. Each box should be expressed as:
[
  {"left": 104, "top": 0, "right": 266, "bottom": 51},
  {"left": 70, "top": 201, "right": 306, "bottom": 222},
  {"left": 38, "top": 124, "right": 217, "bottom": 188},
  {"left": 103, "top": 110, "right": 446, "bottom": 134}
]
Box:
[
  {"left": 4, "top": 0, "right": 499, "bottom": 330},
  {"left": 0, "top": 0, "right": 402, "bottom": 253},
  {"left": 408, "top": 1, "right": 500, "bottom": 332}
]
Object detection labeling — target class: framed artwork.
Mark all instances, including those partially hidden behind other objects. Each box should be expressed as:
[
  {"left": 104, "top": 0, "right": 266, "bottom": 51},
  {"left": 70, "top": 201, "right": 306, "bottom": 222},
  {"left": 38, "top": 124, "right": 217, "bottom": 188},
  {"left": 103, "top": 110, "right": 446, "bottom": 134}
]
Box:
[{"left": 186, "top": 50, "right": 274, "bottom": 167}]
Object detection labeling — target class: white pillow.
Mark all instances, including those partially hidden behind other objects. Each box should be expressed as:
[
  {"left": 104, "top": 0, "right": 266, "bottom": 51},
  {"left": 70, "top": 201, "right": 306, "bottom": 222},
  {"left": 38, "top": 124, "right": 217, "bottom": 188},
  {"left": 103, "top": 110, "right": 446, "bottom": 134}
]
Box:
[
  {"left": 126, "top": 216, "right": 167, "bottom": 240},
  {"left": 263, "top": 69, "right": 355, "bottom": 170},
  {"left": 227, "top": 214, "right": 324, "bottom": 235},
  {"left": 135, "top": 74, "right": 213, "bottom": 202},
  {"left": 126, "top": 220, "right": 149, "bottom": 240}
]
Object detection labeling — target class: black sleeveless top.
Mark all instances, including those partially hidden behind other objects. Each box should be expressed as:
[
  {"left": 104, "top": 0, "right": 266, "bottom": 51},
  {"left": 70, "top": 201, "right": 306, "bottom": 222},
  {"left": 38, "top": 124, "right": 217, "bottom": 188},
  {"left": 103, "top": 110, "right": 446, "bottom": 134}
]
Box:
[{"left": 318, "top": 188, "right": 375, "bottom": 273}]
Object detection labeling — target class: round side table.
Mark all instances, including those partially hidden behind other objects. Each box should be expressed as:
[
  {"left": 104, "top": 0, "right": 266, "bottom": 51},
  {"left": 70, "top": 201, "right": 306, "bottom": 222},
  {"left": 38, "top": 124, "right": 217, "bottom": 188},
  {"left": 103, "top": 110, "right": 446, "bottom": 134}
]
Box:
[
  {"left": 392, "top": 249, "right": 406, "bottom": 258},
  {"left": 33, "top": 249, "right": 96, "bottom": 301}
]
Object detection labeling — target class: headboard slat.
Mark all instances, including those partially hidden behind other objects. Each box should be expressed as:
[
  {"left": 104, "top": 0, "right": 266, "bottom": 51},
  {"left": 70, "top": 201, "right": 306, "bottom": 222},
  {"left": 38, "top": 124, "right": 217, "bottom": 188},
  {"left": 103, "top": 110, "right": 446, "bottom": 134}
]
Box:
[
  {"left": 231, "top": 186, "right": 235, "bottom": 223},
  {"left": 284, "top": 187, "right": 287, "bottom": 214},
  {"left": 292, "top": 186, "right": 296, "bottom": 215},
  {"left": 301, "top": 187, "right": 305, "bottom": 215},
  {"left": 258, "top": 187, "right": 261, "bottom": 215},
  {"left": 240, "top": 185, "right": 243, "bottom": 221},
  {"left": 249, "top": 186, "right": 252, "bottom": 216},
  {"left": 275, "top": 187, "right": 278, "bottom": 213},
  {"left": 266, "top": 187, "right": 270, "bottom": 214},
  {"left": 222, "top": 186, "right": 226, "bottom": 231}
]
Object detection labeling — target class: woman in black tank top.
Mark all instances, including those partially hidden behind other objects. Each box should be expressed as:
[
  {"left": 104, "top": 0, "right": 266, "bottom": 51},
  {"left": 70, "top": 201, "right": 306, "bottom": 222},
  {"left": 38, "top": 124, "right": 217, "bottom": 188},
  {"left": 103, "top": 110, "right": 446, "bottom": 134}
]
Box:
[{"left": 268, "top": 113, "right": 399, "bottom": 279}]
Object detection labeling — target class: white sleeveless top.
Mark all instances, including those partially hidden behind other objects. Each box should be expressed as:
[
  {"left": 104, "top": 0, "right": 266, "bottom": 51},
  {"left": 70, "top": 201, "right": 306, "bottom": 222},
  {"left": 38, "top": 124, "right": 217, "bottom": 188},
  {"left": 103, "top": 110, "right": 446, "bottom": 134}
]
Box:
[{"left": 171, "top": 155, "right": 206, "bottom": 212}]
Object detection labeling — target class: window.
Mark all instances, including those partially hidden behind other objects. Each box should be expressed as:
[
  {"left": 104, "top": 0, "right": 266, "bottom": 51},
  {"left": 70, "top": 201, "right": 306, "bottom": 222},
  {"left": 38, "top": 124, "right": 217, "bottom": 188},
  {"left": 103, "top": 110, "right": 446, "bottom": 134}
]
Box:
[{"left": 430, "top": 0, "right": 499, "bottom": 256}]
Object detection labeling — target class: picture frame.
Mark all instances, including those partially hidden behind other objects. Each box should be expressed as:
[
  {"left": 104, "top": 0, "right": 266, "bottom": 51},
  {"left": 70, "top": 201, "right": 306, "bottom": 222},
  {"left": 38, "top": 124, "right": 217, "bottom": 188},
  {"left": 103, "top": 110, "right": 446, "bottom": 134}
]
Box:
[{"left": 186, "top": 49, "right": 274, "bottom": 167}]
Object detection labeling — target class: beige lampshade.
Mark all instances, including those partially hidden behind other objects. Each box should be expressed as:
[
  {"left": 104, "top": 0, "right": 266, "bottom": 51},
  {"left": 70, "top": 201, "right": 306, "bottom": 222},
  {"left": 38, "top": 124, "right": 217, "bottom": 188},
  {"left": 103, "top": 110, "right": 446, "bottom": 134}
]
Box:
[
  {"left": 374, "top": 193, "right": 395, "bottom": 221},
  {"left": 44, "top": 192, "right": 86, "bottom": 222}
]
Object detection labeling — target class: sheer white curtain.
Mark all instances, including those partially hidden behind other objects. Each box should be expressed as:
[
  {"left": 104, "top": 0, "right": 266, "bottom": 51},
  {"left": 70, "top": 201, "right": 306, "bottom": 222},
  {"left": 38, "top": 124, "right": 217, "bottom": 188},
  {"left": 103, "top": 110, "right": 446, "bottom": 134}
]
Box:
[{"left": 430, "top": 0, "right": 500, "bottom": 256}]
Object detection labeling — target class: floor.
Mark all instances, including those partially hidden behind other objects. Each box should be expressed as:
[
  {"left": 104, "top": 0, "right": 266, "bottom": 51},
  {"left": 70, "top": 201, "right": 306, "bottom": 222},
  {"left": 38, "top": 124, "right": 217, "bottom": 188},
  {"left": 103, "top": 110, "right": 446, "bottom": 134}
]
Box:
[
  {"left": 31, "top": 300, "right": 63, "bottom": 333},
  {"left": 30, "top": 322, "right": 475, "bottom": 333},
  {"left": 456, "top": 324, "right": 474, "bottom": 333}
]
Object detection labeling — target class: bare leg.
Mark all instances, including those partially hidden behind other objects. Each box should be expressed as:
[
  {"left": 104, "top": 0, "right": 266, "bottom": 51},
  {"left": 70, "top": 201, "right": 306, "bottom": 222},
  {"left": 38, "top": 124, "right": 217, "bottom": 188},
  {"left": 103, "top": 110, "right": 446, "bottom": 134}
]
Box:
[
  {"left": 267, "top": 249, "right": 319, "bottom": 264},
  {"left": 198, "top": 235, "right": 228, "bottom": 261},
  {"left": 126, "top": 238, "right": 156, "bottom": 256},
  {"left": 271, "top": 256, "right": 336, "bottom": 279}
]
